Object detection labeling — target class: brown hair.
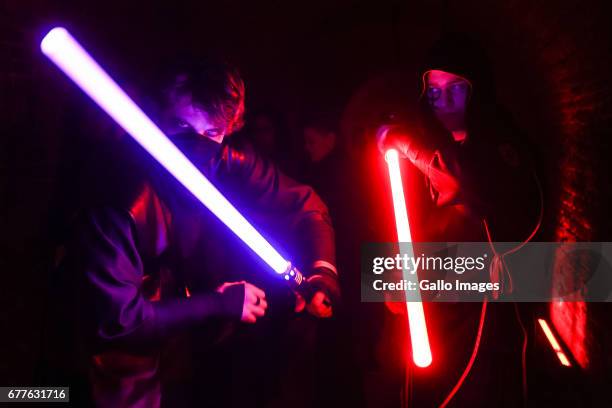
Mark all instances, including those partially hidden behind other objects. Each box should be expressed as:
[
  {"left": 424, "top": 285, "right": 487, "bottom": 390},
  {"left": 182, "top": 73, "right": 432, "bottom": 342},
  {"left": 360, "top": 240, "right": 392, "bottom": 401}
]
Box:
[{"left": 161, "top": 58, "right": 245, "bottom": 135}]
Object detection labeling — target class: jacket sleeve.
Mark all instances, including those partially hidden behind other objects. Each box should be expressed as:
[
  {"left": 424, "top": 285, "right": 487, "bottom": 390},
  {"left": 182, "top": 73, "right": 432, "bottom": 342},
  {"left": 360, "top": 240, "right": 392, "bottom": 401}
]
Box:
[
  {"left": 215, "top": 145, "right": 337, "bottom": 276},
  {"left": 410, "top": 143, "right": 494, "bottom": 213},
  {"left": 410, "top": 139, "right": 541, "bottom": 240},
  {"left": 71, "top": 207, "right": 244, "bottom": 350},
  {"left": 379, "top": 123, "right": 482, "bottom": 211}
]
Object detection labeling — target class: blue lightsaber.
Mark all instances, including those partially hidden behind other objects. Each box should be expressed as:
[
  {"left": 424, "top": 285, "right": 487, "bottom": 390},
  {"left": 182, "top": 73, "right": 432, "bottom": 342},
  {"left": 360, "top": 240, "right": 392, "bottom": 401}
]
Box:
[{"left": 41, "top": 27, "right": 305, "bottom": 289}]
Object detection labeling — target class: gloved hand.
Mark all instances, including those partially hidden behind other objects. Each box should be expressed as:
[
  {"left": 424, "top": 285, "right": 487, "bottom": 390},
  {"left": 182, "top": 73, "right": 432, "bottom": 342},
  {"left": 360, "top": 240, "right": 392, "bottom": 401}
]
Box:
[
  {"left": 376, "top": 122, "right": 458, "bottom": 205},
  {"left": 376, "top": 123, "right": 432, "bottom": 165},
  {"left": 384, "top": 300, "right": 408, "bottom": 316},
  {"left": 295, "top": 267, "right": 340, "bottom": 318}
]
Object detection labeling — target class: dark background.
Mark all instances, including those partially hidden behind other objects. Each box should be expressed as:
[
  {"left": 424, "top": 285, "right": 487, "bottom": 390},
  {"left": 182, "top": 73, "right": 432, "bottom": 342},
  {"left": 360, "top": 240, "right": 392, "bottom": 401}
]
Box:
[{"left": 1, "top": 0, "right": 612, "bottom": 403}]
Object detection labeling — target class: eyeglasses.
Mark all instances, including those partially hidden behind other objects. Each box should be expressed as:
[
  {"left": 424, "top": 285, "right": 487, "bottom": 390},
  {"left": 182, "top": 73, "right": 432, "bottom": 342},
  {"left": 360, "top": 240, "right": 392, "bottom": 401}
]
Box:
[{"left": 426, "top": 81, "right": 471, "bottom": 102}]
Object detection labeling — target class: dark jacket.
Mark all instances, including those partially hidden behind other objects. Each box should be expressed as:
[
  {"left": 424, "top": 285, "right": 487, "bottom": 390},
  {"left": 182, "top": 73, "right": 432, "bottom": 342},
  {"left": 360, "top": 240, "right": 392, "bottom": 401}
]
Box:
[
  {"left": 407, "top": 33, "right": 542, "bottom": 406},
  {"left": 51, "top": 139, "right": 337, "bottom": 407}
]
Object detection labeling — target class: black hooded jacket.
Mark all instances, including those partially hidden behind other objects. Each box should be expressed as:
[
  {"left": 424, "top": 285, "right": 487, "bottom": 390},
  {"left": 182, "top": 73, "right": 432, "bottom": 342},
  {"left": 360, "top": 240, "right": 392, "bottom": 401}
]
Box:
[
  {"left": 47, "top": 136, "right": 337, "bottom": 407},
  {"left": 410, "top": 33, "right": 543, "bottom": 243},
  {"left": 390, "top": 33, "right": 543, "bottom": 407}
]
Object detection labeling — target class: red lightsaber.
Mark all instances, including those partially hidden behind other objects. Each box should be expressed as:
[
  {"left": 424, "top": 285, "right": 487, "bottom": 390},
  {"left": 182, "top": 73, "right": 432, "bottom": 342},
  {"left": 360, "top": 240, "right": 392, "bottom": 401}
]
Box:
[
  {"left": 538, "top": 318, "right": 571, "bottom": 367},
  {"left": 385, "top": 148, "right": 432, "bottom": 368}
]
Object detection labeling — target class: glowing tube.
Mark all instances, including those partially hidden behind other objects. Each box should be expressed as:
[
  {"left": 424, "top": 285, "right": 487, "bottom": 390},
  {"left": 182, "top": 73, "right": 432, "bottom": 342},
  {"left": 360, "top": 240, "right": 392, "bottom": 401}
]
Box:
[
  {"left": 385, "top": 149, "right": 432, "bottom": 368},
  {"left": 538, "top": 318, "right": 572, "bottom": 367},
  {"left": 41, "top": 27, "right": 292, "bottom": 276}
]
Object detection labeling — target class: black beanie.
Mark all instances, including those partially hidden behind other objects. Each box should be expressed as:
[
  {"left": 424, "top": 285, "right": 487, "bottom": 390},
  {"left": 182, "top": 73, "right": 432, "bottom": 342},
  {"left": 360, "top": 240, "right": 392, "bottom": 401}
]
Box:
[{"left": 422, "top": 32, "right": 495, "bottom": 100}]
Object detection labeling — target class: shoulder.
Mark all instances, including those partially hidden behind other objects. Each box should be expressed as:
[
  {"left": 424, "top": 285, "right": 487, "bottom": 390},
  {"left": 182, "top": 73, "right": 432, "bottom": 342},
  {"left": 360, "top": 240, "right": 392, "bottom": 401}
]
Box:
[
  {"left": 126, "top": 183, "right": 171, "bottom": 257},
  {"left": 74, "top": 180, "right": 170, "bottom": 259},
  {"left": 220, "top": 139, "right": 258, "bottom": 164}
]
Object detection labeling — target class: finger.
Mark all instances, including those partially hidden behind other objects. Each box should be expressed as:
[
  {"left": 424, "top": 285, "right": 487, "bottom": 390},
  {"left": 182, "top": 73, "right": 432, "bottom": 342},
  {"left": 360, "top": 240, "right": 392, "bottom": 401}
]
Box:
[
  {"left": 376, "top": 126, "right": 390, "bottom": 153},
  {"left": 247, "top": 284, "right": 266, "bottom": 300},
  {"left": 307, "top": 301, "right": 332, "bottom": 318},
  {"left": 377, "top": 138, "right": 386, "bottom": 155},
  {"left": 216, "top": 282, "right": 229, "bottom": 293},
  {"left": 385, "top": 301, "right": 407, "bottom": 315},
  {"left": 257, "top": 298, "right": 268, "bottom": 310},
  {"left": 314, "top": 302, "right": 333, "bottom": 318},
  {"left": 311, "top": 291, "right": 328, "bottom": 307},
  {"left": 249, "top": 304, "right": 266, "bottom": 317},
  {"left": 218, "top": 280, "right": 247, "bottom": 293},
  {"left": 319, "top": 305, "right": 333, "bottom": 318},
  {"left": 242, "top": 312, "right": 257, "bottom": 323},
  {"left": 322, "top": 295, "right": 332, "bottom": 308},
  {"left": 245, "top": 289, "right": 258, "bottom": 305},
  {"left": 310, "top": 292, "right": 333, "bottom": 317},
  {"left": 294, "top": 294, "right": 306, "bottom": 312}
]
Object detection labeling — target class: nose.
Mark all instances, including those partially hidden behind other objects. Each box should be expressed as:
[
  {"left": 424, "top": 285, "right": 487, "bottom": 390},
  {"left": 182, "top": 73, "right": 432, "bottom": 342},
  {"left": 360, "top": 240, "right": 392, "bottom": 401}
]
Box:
[{"left": 435, "top": 88, "right": 455, "bottom": 110}]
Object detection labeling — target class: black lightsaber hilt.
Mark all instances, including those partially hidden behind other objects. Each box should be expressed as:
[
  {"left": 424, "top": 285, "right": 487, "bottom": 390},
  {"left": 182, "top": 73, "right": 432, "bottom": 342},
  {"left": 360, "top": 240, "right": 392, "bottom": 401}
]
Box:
[{"left": 281, "top": 263, "right": 313, "bottom": 299}]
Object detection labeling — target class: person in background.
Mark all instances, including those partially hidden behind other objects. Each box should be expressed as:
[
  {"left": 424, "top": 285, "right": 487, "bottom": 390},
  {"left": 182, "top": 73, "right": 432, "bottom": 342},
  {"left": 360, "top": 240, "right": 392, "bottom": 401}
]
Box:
[
  {"left": 302, "top": 116, "right": 348, "bottom": 220},
  {"left": 250, "top": 111, "right": 279, "bottom": 157},
  {"left": 238, "top": 109, "right": 299, "bottom": 177}
]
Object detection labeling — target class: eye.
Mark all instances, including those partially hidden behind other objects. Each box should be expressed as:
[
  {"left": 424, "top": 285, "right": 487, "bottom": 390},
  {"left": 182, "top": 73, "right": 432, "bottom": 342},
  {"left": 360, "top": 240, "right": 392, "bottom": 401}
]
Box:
[
  {"left": 426, "top": 87, "right": 441, "bottom": 101},
  {"left": 203, "top": 128, "right": 224, "bottom": 138},
  {"left": 450, "top": 82, "right": 468, "bottom": 94},
  {"left": 176, "top": 119, "right": 191, "bottom": 129}
]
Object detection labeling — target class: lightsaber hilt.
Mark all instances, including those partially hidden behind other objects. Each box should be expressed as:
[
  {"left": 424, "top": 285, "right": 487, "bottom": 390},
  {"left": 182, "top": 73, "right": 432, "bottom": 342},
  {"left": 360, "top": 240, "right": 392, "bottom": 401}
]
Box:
[{"left": 281, "top": 263, "right": 320, "bottom": 303}]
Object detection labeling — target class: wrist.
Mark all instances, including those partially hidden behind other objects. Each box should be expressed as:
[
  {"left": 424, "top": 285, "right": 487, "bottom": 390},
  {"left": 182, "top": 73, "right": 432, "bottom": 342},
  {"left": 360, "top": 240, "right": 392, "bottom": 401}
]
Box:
[
  {"left": 215, "top": 283, "right": 245, "bottom": 320},
  {"left": 307, "top": 267, "right": 340, "bottom": 305}
]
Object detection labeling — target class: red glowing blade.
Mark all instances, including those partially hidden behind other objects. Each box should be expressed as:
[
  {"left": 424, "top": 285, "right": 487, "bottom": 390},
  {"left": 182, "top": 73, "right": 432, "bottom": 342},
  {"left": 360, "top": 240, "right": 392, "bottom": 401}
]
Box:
[
  {"left": 385, "top": 149, "right": 432, "bottom": 368},
  {"left": 538, "top": 318, "right": 572, "bottom": 367}
]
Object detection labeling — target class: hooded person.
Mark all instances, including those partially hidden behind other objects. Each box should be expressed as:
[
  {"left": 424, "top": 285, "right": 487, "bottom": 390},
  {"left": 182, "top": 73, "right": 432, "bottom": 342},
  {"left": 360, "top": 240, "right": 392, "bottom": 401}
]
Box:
[{"left": 377, "top": 33, "right": 543, "bottom": 406}]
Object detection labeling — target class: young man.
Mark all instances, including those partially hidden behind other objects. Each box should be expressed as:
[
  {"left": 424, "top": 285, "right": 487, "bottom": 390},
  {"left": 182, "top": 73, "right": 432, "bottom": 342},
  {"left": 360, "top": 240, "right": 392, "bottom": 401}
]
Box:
[
  {"left": 377, "top": 34, "right": 542, "bottom": 405},
  {"left": 48, "top": 59, "right": 339, "bottom": 407}
]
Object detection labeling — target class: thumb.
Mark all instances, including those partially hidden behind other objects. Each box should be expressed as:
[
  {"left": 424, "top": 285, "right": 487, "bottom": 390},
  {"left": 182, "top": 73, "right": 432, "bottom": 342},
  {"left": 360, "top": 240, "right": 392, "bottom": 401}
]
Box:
[
  {"left": 294, "top": 293, "right": 306, "bottom": 312},
  {"left": 376, "top": 125, "right": 392, "bottom": 155}
]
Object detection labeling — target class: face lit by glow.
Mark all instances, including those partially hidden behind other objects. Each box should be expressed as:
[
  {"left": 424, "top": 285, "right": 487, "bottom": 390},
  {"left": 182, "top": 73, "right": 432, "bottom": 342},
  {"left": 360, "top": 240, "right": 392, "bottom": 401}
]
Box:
[
  {"left": 160, "top": 93, "right": 226, "bottom": 143},
  {"left": 252, "top": 115, "right": 277, "bottom": 153},
  {"left": 425, "top": 70, "right": 471, "bottom": 131}
]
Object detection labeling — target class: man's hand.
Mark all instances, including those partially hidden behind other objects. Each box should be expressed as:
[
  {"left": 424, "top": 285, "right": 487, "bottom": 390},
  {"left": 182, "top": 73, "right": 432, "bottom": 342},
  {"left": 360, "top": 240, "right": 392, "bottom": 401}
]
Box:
[
  {"left": 217, "top": 281, "right": 267, "bottom": 323},
  {"left": 294, "top": 268, "right": 339, "bottom": 318},
  {"left": 295, "top": 290, "right": 333, "bottom": 318},
  {"left": 377, "top": 124, "right": 428, "bottom": 163}
]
